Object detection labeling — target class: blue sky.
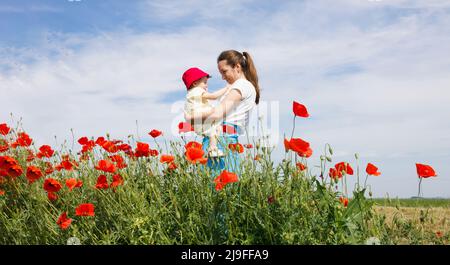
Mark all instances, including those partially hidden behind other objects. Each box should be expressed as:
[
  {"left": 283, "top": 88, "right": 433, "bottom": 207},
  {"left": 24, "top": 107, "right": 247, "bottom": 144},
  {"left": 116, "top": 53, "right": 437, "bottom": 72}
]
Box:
[{"left": 1, "top": 0, "right": 450, "bottom": 198}]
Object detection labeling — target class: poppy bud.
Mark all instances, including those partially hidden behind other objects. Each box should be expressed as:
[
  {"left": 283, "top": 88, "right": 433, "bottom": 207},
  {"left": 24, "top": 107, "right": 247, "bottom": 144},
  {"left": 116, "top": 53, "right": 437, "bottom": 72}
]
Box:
[
  {"left": 320, "top": 155, "right": 325, "bottom": 161},
  {"left": 326, "top": 156, "right": 332, "bottom": 162},
  {"left": 328, "top": 145, "right": 333, "bottom": 155},
  {"left": 355, "top": 153, "right": 359, "bottom": 160},
  {"left": 369, "top": 191, "right": 373, "bottom": 197}
]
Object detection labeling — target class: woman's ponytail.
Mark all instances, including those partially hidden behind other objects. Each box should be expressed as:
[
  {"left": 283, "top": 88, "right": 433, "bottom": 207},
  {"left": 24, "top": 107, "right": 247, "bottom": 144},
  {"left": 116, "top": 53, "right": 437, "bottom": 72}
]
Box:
[{"left": 242, "top": 52, "right": 260, "bottom": 105}]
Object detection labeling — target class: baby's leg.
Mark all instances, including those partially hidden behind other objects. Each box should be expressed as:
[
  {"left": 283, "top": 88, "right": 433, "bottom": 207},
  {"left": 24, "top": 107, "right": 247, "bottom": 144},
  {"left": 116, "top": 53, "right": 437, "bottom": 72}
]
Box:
[
  {"left": 207, "top": 125, "right": 224, "bottom": 157},
  {"left": 208, "top": 128, "right": 218, "bottom": 151}
]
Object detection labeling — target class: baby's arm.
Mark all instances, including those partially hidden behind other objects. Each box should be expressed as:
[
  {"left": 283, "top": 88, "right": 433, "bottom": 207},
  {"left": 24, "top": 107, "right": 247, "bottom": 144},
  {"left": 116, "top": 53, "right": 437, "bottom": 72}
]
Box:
[{"left": 201, "top": 85, "right": 231, "bottom": 100}]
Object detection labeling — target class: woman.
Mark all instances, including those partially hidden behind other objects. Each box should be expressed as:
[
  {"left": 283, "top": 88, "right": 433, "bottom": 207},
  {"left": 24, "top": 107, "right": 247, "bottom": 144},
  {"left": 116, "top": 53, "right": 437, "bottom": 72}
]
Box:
[{"left": 184, "top": 50, "right": 260, "bottom": 175}]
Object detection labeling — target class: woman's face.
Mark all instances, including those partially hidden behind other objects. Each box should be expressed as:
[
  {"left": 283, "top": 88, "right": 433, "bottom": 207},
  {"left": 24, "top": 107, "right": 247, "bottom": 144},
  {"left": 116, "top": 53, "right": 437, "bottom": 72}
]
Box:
[{"left": 218, "top": 60, "right": 241, "bottom": 84}]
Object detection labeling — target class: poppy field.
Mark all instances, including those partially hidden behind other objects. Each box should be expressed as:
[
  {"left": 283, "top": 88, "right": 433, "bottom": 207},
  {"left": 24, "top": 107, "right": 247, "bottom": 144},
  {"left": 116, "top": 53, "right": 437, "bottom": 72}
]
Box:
[{"left": 0, "top": 102, "right": 447, "bottom": 245}]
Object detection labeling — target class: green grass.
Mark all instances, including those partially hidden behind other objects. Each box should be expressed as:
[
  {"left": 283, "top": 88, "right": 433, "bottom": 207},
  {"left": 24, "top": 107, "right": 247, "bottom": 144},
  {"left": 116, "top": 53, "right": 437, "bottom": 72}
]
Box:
[
  {"left": 371, "top": 198, "right": 450, "bottom": 208},
  {"left": 2, "top": 121, "right": 449, "bottom": 245}
]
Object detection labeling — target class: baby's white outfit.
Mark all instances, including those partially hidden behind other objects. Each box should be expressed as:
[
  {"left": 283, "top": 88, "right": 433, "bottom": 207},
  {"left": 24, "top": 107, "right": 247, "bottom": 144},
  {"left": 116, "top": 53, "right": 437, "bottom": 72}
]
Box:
[{"left": 184, "top": 86, "right": 219, "bottom": 136}]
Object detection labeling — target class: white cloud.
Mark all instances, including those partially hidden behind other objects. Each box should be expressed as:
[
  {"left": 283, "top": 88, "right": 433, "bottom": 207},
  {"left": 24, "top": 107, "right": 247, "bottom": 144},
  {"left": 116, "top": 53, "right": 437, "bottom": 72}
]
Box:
[{"left": 1, "top": 0, "right": 449, "bottom": 197}]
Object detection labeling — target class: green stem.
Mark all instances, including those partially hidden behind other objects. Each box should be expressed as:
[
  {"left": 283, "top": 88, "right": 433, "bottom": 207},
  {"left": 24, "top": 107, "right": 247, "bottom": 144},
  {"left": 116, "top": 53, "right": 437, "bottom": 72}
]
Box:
[
  {"left": 290, "top": 115, "right": 296, "bottom": 139},
  {"left": 418, "top": 177, "right": 423, "bottom": 197},
  {"left": 363, "top": 174, "right": 369, "bottom": 189}
]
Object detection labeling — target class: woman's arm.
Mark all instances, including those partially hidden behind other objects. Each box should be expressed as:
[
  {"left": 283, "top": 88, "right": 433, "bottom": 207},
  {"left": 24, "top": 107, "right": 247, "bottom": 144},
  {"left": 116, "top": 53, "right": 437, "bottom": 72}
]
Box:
[
  {"left": 202, "top": 85, "right": 230, "bottom": 100},
  {"left": 184, "top": 89, "right": 242, "bottom": 122}
]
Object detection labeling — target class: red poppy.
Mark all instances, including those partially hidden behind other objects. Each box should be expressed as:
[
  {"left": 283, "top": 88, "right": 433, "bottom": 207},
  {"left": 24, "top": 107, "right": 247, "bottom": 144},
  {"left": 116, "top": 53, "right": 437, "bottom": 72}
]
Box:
[
  {"left": 47, "top": 191, "right": 58, "bottom": 201},
  {"left": 339, "top": 197, "right": 349, "bottom": 207},
  {"left": 284, "top": 138, "right": 291, "bottom": 152},
  {"left": 254, "top": 155, "right": 261, "bottom": 161},
  {"left": 185, "top": 147, "right": 205, "bottom": 164},
  {"left": 335, "top": 162, "right": 354, "bottom": 175},
  {"left": 0, "top": 156, "right": 17, "bottom": 171},
  {"left": 75, "top": 179, "right": 83, "bottom": 188},
  {"left": 168, "top": 162, "right": 178, "bottom": 170},
  {"left": 55, "top": 160, "right": 76, "bottom": 171},
  {"left": 296, "top": 162, "right": 307, "bottom": 171},
  {"left": 214, "top": 170, "right": 239, "bottom": 191},
  {"left": 65, "top": 178, "right": 82, "bottom": 191},
  {"left": 329, "top": 167, "right": 342, "bottom": 179},
  {"left": 185, "top": 141, "right": 202, "bottom": 150},
  {"left": 37, "top": 145, "right": 55, "bottom": 158},
  {"left": 0, "top": 123, "right": 11, "bottom": 135},
  {"left": 75, "top": 203, "right": 95, "bottom": 216},
  {"left": 150, "top": 149, "right": 159, "bottom": 157},
  {"left": 95, "top": 137, "right": 106, "bottom": 146},
  {"left": 80, "top": 144, "right": 93, "bottom": 154},
  {"left": 59, "top": 155, "right": 79, "bottom": 169},
  {"left": 13, "top": 132, "right": 33, "bottom": 147},
  {"left": 26, "top": 149, "right": 35, "bottom": 162},
  {"left": 297, "top": 147, "right": 313, "bottom": 158},
  {"left": 286, "top": 138, "right": 310, "bottom": 154},
  {"left": 26, "top": 166, "right": 43, "bottom": 184},
  {"left": 244, "top": 144, "right": 253, "bottom": 149},
  {"left": 0, "top": 189, "right": 5, "bottom": 196},
  {"left": 267, "top": 196, "right": 275, "bottom": 204},
  {"left": 118, "top": 143, "right": 132, "bottom": 153},
  {"left": 78, "top": 137, "right": 89, "bottom": 145},
  {"left": 222, "top": 124, "right": 237, "bottom": 134},
  {"left": 436, "top": 231, "right": 443, "bottom": 238},
  {"left": 149, "top": 129, "right": 163, "bottom": 138},
  {"left": 95, "top": 174, "right": 109, "bottom": 189},
  {"left": 111, "top": 174, "right": 124, "bottom": 188},
  {"left": 44, "top": 162, "right": 54, "bottom": 175},
  {"left": 198, "top": 157, "right": 208, "bottom": 165},
  {"left": 416, "top": 163, "right": 437, "bottom": 178},
  {"left": 57, "top": 212, "right": 72, "bottom": 230},
  {"left": 293, "top": 101, "right": 309, "bottom": 118},
  {"left": 79, "top": 137, "right": 95, "bottom": 153},
  {"left": 135, "top": 142, "right": 150, "bottom": 157},
  {"left": 95, "top": 159, "right": 117, "bottom": 173},
  {"left": 160, "top": 154, "right": 175, "bottom": 164},
  {"left": 8, "top": 164, "right": 23, "bottom": 178},
  {"left": 109, "top": 154, "right": 127, "bottom": 169},
  {"left": 178, "top": 122, "right": 194, "bottom": 133},
  {"left": 228, "top": 143, "right": 244, "bottom": 153},
  {"left": 43, "top": 178, "right": 62, "bottom": 193},
  {"left": 366, "top": 163, "right": 381, "bottom": 176},
  {"left": 101, "top": 140, "right": 119, "bottom": 153}
]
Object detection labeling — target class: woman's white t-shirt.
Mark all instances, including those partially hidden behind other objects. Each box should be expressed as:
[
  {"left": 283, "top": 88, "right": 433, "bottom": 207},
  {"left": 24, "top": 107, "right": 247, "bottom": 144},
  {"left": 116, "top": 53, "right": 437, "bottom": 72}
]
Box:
[{"left": 221, "top": 78, "right": 256, "bottom": 134}]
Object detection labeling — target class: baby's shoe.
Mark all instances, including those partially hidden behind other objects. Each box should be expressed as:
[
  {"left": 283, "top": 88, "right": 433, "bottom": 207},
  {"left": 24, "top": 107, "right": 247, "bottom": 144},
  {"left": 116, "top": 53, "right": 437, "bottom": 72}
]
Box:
[{"left": 208, "top": 148, "right": 225, "bottom": 157}]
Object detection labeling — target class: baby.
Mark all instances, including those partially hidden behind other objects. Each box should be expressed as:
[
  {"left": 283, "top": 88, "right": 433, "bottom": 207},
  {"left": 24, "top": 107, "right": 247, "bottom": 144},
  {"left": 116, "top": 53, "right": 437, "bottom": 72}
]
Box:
[{"left": 182, "top": 67, "right": 230, "bottom": 157}]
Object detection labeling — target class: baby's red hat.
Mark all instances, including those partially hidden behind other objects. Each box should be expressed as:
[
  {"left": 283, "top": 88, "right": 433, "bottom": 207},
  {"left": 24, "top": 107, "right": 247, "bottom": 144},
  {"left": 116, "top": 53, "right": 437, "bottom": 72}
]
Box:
[{"left": 182, "top": 67, "right": 211, "bottom": 90}]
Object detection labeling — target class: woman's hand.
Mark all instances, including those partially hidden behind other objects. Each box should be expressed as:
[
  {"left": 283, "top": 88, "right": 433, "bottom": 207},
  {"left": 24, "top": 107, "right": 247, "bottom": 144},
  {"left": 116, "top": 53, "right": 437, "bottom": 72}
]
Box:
[
  {"left": 184, "top": 89, "right": 242, "bottom": 122},
  {"left": 184, "top": 108, "right": 214, "bottom": 123},
  {"left": 208, "top": 89, "right": 242, "bottom": 121}
]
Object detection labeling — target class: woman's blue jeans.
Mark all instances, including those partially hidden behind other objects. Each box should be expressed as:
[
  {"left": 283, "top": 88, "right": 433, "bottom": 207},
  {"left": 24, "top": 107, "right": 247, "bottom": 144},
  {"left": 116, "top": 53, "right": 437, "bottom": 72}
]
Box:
[{"left": 201, "top": 123, "right": 241, "bottom": 176}]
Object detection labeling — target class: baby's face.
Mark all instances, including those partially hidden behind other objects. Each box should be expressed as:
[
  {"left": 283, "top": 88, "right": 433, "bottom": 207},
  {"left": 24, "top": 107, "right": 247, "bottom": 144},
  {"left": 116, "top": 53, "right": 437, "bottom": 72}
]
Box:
[{"left": 196, "top": 77, "right": 208, "bottom": 90}]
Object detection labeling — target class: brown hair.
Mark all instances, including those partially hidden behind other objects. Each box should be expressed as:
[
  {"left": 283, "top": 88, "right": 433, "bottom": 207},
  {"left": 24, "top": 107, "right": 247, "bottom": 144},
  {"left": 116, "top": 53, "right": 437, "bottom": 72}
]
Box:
[{"left": 217, "top": 50, "right": 260, "bottom": 104}]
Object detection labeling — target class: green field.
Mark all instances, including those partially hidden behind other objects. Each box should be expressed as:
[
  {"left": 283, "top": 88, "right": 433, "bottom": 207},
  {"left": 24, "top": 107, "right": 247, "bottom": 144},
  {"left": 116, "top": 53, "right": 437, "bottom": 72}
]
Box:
[{"left": 372, "top": 198, "right": 450, "bottom": 208}]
